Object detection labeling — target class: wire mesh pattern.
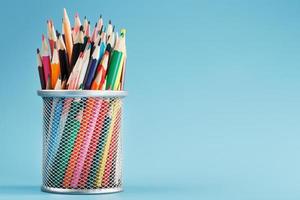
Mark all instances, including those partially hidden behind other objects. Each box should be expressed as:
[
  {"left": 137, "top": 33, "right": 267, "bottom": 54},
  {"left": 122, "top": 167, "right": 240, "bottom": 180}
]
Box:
[{"left": 41, "top": 96, "right": 123, "bottom": 192}]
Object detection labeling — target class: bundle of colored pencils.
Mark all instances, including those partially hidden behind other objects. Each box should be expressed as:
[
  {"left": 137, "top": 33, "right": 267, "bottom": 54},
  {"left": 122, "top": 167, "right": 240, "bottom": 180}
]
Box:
[
  {"left": 37, "top": 8, "right": 127, "bottom": 91},
  {"left": 37, "top": 9, "right": 127, "bottom": 190}
]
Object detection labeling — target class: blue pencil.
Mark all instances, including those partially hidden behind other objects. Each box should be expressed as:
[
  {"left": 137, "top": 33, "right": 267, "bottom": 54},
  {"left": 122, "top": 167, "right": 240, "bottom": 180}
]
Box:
[
  {"left": 45, "top": 98, "right": 63, "bottom": 170},
  {"left": 83, "top": 42, "right": 101, "bottom": 89}
]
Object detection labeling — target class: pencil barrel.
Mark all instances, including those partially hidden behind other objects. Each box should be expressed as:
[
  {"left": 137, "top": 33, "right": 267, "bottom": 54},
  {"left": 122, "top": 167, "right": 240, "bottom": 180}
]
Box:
[{"left": 38, "top": 91, "right": 126, "bottom": 194}]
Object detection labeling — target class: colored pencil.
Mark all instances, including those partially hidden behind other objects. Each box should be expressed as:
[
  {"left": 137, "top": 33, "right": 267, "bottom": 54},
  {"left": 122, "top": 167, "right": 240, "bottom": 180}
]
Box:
[
  {"left": 57, "top": 34, "right": 70, "bottom": 79},
  {"left": 61, "top": 75, "right": 68, "bottom": 89},
  {"left": 54, "top": 75, "right": 62, "bottom": 90},
  {"left": 72, "top": 12, "right": 81, "bottom": 42},
  {"left": 63, "top": 8, "right": 73, "bottom": 64},
  {"left": 95, "top": 100, "right": 117, "bottom": 187},
  {"left": 107, "top": 30, "right": 115, "bottom": 49},
  {"left": 102, "top": 102, "right": 121, "bottom": 186},
  {"left": 106, "top": 20, "right": 113, "bottom": 41},
  {"left": 83, "top": 41, "right": 101, "bottom": 89},
  {"left": 71, "top": 25, "right": 84, "bottom": 69},
  {"left": 37, "top": 48, "right": 46, "bottom": 89},
  {"left": 77, "top": 43, "right": 91, "bottom": 89},
  {"left": 67, "top": 52, "right": 83, "bottom": 90},
  {"left": 96, "top": 15, "right": 103, "bottom": 34},
  {"left": 114, "top": 29, "right": 126, "bottom": 90},
  {"left": 50, "top": 47, "right": 60, "bottom": 89},
  {"left": 83, "top": 16, "right": 89, "bottom": 36},
  {"left": 41, "top": 35, "right": 52, "bottom": 88},
  {"left": 105, "top": 29, "right": 126, "bottom": 90},
  {"left": 91, "top": 23, "right": 98, "bottom": 43},
  {"left": 45, "top": 97, "right": 64, "bottom": 171},
  {"left": 47, "top": 20, "right": 57, "bottom": 57}
]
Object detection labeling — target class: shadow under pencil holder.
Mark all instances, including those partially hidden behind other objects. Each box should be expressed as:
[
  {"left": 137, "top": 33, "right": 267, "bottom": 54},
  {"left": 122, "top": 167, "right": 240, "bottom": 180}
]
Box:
[{"left": 37, "top": 90, "right": 127, "bottom": 194}]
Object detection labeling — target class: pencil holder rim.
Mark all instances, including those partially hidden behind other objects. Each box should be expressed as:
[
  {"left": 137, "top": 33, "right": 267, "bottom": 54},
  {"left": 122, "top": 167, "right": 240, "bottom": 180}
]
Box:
[
  {"left": 41, "top": 186, "right": 123, "bottom": 194},
  {"left": 37, "top": 90, "right": 128, "bottom": 98}
]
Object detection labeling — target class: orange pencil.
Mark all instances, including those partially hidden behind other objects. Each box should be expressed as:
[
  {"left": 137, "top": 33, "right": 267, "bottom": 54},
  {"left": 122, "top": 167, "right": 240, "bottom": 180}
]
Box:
[
  {"left": 51, "top": 47, "right": 60, "bottom": 89},
  {"left": 63, "top": 8, "right": 73, "bottom": 63}
]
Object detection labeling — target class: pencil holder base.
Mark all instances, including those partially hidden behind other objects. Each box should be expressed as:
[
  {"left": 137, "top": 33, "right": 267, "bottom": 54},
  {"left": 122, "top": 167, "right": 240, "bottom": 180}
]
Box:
[{"left": 41, "top": 186, "right": 123, "bottom": 194}]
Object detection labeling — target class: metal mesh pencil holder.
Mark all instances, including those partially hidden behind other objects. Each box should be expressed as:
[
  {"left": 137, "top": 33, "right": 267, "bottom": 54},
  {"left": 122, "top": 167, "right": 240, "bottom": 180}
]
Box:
[{"left": 37, "top": 90, "right": 127, "bottom": 194}]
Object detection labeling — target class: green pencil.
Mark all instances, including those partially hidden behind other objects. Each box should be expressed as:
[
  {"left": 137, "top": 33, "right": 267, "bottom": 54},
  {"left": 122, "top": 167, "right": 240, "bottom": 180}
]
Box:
[{"left": 105, "top": 29, "right": 126, "bottom": 90}]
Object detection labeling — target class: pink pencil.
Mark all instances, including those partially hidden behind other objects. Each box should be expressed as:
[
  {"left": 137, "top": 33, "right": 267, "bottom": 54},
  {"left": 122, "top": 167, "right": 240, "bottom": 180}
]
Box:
[
  {"left": 70, "top": 99, "right": 103, "bottom": 187},
  {"left": 41, "top": 35, "right": 51, "bottom": 86}
]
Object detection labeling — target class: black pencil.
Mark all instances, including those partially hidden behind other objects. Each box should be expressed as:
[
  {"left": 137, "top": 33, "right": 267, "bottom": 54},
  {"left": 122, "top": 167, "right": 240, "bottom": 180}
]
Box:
[
  {"left": 70, "top": 25, "right": 84, "bottom": 69},
  {"left": 57, "top": 34, "right": 70, "bottom": 79}
]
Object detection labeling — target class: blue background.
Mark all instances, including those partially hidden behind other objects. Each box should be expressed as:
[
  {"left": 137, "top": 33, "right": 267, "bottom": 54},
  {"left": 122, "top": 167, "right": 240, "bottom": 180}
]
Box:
[{"left": 0, "top": 0, "right": 300, "bottom": 199}]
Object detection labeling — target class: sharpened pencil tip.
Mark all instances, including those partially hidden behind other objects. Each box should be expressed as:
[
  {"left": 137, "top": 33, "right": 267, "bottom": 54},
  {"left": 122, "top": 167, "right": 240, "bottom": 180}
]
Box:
[
  {"left": 80, "top": 25, "right": 84, "bottom": 31},
  {"left": 109, "top": 20, "right": 111, "bottom": 24},
  {"left": 100, "top": 14, "right": 102, "bottom": 18},
  {"left": 121, "top": 28, "right": 126, "bottom": 36},
  {"left": 56, "top": 30, "right": 60, "bottom": 37},
  {"left": 37, "top": 48, "right": 40, "bottom": 53},
  {"left": 88, "top": 21, "right": 90, "bottom": 24},
  {"left": 95, "top": 23, "right": 97, "bottom": 27}
]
